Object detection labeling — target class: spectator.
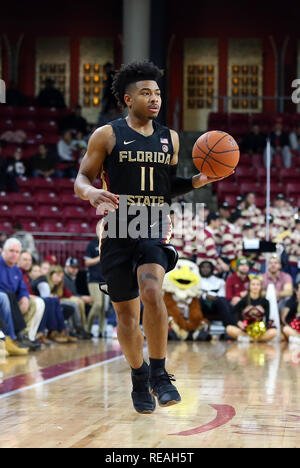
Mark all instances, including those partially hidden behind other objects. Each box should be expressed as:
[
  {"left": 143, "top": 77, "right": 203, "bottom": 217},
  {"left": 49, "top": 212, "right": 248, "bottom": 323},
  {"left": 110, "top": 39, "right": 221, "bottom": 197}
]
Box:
[
  {"left": 40, "top": 260, "right": 51, "bottom": 277},
  {"left": 270, "top": 193, "right": 294, "bottom": 232},
  {"left": 281, "top": 282, "right": 300, "bottom": 344},
  {"left": 241, "top": 192, "right": 264, "bottom": 234},
  {"left": 198, "top": 260, "right": 235, "bottom": 337},
  {"left": 202, "top": 212, "right": 230, "bottom": 274},
  {"left": 289, "top": 123, "right": 300, "bottom": 153},
  {"left": 12, "top": 223, "right": 39, "bottom": 262},
  {"left": 5, "top": 81, "right": 27, "bottom": 107},
  {"left": 18, "top": 251, "right": 45, "bottom": 344},
  {"left": 242, "top": 221, "right": 261, "bottom": 273},
  {"left": 0, "top": 291, "right": 28, "bottom": 355},
  {"left": 226, "top": 257, "right": 250, "bottom": 307},
  {"left": 63, "top": 257, "right": 92, "bottom": 339},
  {"left": 242, "top": 123, "right": 266, "bottom": 154},
  {"left": 47, "top": 265, "right": 86, "bottom": 340},
  {"left": 0, "top": 238, "right": 39, "bottom": 351},
  {"left": 262, "top": 254, "right": 293, "bottom": 313},
  {"left": 264, "top": 121, "right": 292, "bottom": 168},
  {"left": 36, "top": 77, "right": 65, "bottom": 108},
  {"left": 286, "top": 217, "right": 300, "bottom": 283},
  {"left": 31, "top": 143, "right": 60, "bottom": 179},
  {"left": 226, "top": 276, "right": 277, "bottom": 342},
  {"left": 60, "top": 105, "right": 87, "bottom": 135},
  {"left": 84, "top": 238, "right": 107, "bottom": 336},
  {"left": 5, "top": 147, "right": 27, "bottom": 192},
  {"left": 221, "top": 211, "right": 244, "bottom": 266},
  {"left": 57, "top": 130, "right": 77, "bottom": 178},
  {"left": 216, "top": 202, "right": 231, "bottom": 248},
  {"left": 20, "top": 257, "right": 70, "bottom": 344}
]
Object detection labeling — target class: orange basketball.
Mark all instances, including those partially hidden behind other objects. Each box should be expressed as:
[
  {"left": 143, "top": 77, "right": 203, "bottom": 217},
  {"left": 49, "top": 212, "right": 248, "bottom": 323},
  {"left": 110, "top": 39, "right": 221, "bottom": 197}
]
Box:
[{"left": 192, "top": 130, "right": 240, "bottom": 178}]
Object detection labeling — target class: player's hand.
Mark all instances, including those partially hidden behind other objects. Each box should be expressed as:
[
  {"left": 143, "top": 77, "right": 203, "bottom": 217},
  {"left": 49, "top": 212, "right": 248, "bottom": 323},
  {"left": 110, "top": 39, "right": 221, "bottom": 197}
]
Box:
[
  {"left": 192, "top": 171, "right": 234, "bottom": 188},
  {"left": 86, "top": 187, "right": 119, "bottom": 212}
]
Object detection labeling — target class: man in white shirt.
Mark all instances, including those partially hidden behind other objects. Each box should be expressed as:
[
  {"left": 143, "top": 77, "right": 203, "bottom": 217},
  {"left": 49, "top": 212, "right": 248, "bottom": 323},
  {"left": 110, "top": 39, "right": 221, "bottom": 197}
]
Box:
[{"left": 199, "top": 260, "right": 235, "bottom": 336}]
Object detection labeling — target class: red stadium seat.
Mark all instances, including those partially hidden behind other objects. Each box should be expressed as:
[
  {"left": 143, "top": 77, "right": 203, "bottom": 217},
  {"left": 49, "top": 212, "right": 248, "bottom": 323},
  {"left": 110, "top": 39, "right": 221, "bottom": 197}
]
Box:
[
  {"left": 35, "top": 191, "right": 59, "bottom": 205},
  {"left": 37, "top": 107, "right": 60, "bottom": 120},
  {"left": 0, "top": 106, "right": 15, "bottom": 118},
  {"left": 0, "top": 220, "right": 13, "bottom": 233},
  {"left": 65, "top": 221, "right": 92, "bottom": 235},
  {"left": 60, "top": 193, "right": 85, "bottom": 207},
  {"left": 12, "top": 204, "right": 35, "bottom": 218},
  {"left": 0, "top": 205, "right": 11, "bottom": 221},
  {"left": 9, "top": 192, "right": 35, "bottom": 205},
  {"left": 216, "top": 181, "right": 241, "bottom": 199},
  {"left": 36, "top": 205, "right": 61, "bottom": 219},
  {"left": 40, "top": 220, "right": 65, "bottom": 233},
  {"left": 280, "top": 168, "right": 300, "bottom": 184},
  {"left": 20, "top": 220, "right": 40, "bottom": 232},
  {"left": 0, "top": 118, "right": 15, "bottom": 130},
  {"left": 240, "top": 182, "right": 263, "bottom": 195},
  {"left": 61, "top": 206, "right": 87, "bottom": 220},
  {"left": 255, "top": 196, "right": 266, "bottom": 209},
  {"left": 29, "top": 178, "right": 56, "bottom": 192},
  {"left": 223, "top": 195, "right": 238, "bottom": 207},
  {"left": 286, "top": 183, "right": 300, "bottom": 197},
  {"left": 252, "top": 153, "right": 264, "bottom": 168},
  {"left": 238, "top": 154, "right": 253, "bottom": 167},
  {"left": 234, "top": 166, "right": 255, "bottom": 182},
  {"left": 43, "top": 134, "right": 60, "bottom": 145},
  {"left": 0, "top": 192, "right": 11, "bottom": 206},
  {"left": 37, "top": 120, "right": 58, "bottom": 133},
  {"left": 207, "top": 113, "right": 229, "bottom": 132},
  {"left": 15, "top": 120, "right": 37, "bottom": 132},
  {"left": 14, "top": 106, "right": 38, "bottom": 119}
]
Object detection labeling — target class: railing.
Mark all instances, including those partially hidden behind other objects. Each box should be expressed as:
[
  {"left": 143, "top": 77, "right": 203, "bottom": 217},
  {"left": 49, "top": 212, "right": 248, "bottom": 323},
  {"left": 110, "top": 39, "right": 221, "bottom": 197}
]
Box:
[{"left": 34, "top": 233, "right": 95, "bottom": 265}]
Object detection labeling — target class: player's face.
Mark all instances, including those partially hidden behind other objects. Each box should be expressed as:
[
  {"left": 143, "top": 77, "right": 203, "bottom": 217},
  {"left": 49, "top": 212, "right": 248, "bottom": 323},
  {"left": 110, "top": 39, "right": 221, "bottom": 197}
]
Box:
[{"left": 126, "top": 80, "right": 161, "bottom": 120}]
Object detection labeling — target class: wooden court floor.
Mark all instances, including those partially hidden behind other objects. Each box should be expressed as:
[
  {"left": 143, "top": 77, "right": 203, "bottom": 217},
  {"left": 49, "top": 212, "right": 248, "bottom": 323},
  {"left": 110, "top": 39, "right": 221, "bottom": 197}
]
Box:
[{"left": 0, "top": 338, "right": 300, "bottom": 448}]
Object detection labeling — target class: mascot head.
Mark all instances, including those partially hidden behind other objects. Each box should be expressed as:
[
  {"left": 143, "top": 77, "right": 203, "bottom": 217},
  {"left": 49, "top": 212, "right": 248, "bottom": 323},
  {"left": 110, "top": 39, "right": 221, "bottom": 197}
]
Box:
[{"left": 163, "top": 258, "right": 201, "bottom": 301}]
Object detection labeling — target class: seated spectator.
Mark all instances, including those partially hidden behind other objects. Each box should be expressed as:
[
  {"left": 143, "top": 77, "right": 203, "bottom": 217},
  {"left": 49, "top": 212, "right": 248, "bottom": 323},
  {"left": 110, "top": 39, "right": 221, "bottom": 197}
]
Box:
[
  {"left": 270, "top": 193, "right": 294, "bottom": 232},
  {"left": 287, "top": 217, "right": 300, "bottom": 283},
  {"left": 99, "top": 63, "right": 119, "bottom": 118},
  {"left": 289, "top": 123, "right": 300, "bottom": 153},
  {"left": 264, "top": 121, "right": 292, "bottom": 168},
  {"left": 57, "top": 130, "right": 78, "bottom": 178},
  {"left": 72, "top": 130, "right": 87, "bottom": 152},
  {"left": 40, "top": 260, "right": 51, "bottom": 277},
  {"left": 31, "top": 143, "right": 60, "bottom": 179},
  {"left": 84, "top": 238, "right": 107, "bottom": 337},
  {"left": 36, "top": 77, "right": 65, "bottom": 108},
  {"left": 5, "top": 81, "right": 27, "bottom": 107},
  {"left": 241, "top": 192, "right": 264, "bottom": 234},
  {"left": 197, "top": 212, "right": 229, "bottom": 274},
  {"left": 0, "top": 291, "right": 29, "bottom": 355},
  {"left": 262, "top": 254, "right": 293, "bottom": 313},
  {"left": 199, "top": 260, "right": 235, "bottom": 338},
  {"left": 18, "top": 251, "right": 45, "bottom": 344},
  {"left": 221, "top": 211, "right": 244, "bottom": 267},
  {"left": 47, "top": 265, "right": 87, "bottom": 340},
  {"left": 60, "top": 105, "right": 87, "bottom": 135},
  {"left": 226, "top": 257, "right": 250, "bottom": 307},
  {"left": 226, "top": 276, "right": 277, "bottom": 342},
  {"left": 242, "top": 123, "right": 266, "bottom": 154},
  {"left": 5, "top": 148, "right": 27, "bottom": 192},
  {"left": 12, "top": 223, "right": 39, "bottom": 262},
  {"left": 0, "top": 238, "right": 40, "bottom": 351},
  {"left": 20, "top": 256, "right": 70, "bottom": 344},
  {"left": 63, "top": 257, "right": 92, "bottom": 339},
  {"left": 281, "top": 282, "right": 300, "bottom": 344}
]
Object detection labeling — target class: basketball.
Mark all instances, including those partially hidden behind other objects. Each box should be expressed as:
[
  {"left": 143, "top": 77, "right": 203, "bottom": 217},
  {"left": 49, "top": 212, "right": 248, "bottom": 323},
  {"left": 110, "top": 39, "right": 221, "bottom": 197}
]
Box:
[{"left": 192, "top": 130, "right": 240, "bottom": 178}]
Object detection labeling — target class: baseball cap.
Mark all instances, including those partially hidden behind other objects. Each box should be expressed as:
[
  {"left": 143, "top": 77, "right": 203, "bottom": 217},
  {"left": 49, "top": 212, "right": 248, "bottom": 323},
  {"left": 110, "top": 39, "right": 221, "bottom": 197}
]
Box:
[
  {"left": 219, "top": 201, "right": 230, "bottom": 210},
  {"left": 207, "top": 212, "right": 220, "bottom": 224},
  {"left": 65, "top": 257, "right": 79, "bottom": 268},
  {"left": 275, "top": 193, "right": 285, "bottom": 200},
  {"left": 242, "top": 221, "right": 253, "bottom": 230},
  {"left": 44, "top": 254, "right": 57, "bottom": 265},
  {"left": 236, "top": 257, "right": 249, "bottom": 268}
]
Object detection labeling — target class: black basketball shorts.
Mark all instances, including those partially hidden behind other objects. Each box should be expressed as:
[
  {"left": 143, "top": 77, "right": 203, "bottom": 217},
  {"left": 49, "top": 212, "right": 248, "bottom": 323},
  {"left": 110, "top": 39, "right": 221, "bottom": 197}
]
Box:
[{"left": 99, "top": 237, "right": 178, "bottom": 303}]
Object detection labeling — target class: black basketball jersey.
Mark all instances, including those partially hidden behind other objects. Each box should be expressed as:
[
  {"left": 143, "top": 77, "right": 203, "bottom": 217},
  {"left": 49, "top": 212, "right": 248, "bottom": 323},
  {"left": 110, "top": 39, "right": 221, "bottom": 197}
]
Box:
[{"left": 100, "top": 118, "right": 174, "bottom": 207}]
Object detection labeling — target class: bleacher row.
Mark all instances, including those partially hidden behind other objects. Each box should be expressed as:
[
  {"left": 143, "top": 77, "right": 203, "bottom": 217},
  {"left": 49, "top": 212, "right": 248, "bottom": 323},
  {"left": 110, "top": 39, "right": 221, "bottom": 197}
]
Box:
[
  {"left": 0, "top": 177, "right": 100, "bottom": 238},
  {"left": 0, "top": 105, "right": 72, "bottom": 155},
  {"left": 214, "top": 150, "right": 300, "bottom": 208},
  {"left": 207, "top": 112, "right": 300, "bottom": 138}
]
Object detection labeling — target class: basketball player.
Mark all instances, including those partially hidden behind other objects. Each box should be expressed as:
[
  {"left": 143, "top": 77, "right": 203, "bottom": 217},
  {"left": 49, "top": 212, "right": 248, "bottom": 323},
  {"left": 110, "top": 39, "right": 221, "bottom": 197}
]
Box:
[{"left": 74, "top": 61, "right": 231, "bottom": 414}]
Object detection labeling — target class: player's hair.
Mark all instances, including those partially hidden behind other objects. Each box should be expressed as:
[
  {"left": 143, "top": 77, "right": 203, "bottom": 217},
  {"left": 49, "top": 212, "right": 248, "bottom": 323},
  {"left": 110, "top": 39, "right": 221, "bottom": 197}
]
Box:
[{"left": 112, "top": 61, "right": 163, "bottom": 107}]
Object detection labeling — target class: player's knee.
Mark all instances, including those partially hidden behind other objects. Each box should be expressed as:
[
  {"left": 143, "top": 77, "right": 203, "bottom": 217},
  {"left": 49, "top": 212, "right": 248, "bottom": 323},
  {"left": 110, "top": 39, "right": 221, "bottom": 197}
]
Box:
[
  {"left": 116, "top": 310, "right": 139, "bottom": 332},
  {"left": 140, "top": 285, "right": 162, "bottom": 308}
]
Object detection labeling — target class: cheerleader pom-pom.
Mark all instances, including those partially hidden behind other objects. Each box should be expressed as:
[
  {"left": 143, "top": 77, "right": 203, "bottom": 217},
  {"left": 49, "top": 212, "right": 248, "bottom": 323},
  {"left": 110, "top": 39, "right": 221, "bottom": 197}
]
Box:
[{"left": 246, "top": 321, "right": 266, "bottom": 339}]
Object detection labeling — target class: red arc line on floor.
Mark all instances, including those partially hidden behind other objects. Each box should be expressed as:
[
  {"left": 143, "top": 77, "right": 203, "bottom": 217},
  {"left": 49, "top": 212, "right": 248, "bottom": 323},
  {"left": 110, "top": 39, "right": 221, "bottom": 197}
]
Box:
[{"left": 169, "top": 404, "right": 236, "bottom": 436}]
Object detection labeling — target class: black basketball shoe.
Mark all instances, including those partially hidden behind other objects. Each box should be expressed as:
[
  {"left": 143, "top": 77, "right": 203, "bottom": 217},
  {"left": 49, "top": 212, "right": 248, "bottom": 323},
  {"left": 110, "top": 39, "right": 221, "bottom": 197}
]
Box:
[
  {"left": 131, "top": 366, "right": 156, "bottom": 414},
  {"left": 149, "top": 368, "right": 181, "bottom": 407}
]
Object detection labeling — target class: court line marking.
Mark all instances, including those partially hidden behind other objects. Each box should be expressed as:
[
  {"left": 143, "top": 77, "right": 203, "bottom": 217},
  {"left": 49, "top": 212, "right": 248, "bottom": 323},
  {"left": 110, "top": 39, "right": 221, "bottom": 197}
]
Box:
[{"left": 0, "top": 354, "right": 124, "bottom": 400}]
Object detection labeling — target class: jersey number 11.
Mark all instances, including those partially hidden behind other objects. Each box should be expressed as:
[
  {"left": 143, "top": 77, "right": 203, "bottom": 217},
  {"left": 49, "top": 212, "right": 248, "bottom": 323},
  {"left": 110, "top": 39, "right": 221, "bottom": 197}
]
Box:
[{"left": 140, "top": 166, "right": 154, "bottom": 191}]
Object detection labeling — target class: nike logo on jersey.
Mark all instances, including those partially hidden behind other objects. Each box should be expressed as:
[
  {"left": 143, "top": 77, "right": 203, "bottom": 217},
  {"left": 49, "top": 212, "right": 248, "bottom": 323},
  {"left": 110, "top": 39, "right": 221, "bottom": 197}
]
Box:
[{"left": 124, "top": 140, "right": 136, "bottom": 145}]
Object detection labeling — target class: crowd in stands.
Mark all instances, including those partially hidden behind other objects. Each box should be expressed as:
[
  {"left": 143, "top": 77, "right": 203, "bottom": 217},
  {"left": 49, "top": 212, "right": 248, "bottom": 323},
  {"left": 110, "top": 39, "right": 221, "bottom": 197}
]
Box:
[
  {"left": 1, "top": 78, "right": 300, "bottom": 358},
  {"left": 0, "top": 234, "right": 119, "bottom": 356}
]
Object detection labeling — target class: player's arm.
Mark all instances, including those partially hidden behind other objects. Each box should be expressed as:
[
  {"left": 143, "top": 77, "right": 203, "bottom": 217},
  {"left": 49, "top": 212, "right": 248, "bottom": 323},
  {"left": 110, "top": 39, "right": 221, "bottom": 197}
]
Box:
[
  {"left": 169, "top": 130, "right": 232, "bottom": 193},
  {"left": 74, "top": 125, "right": 119, "bottom": 211}
]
